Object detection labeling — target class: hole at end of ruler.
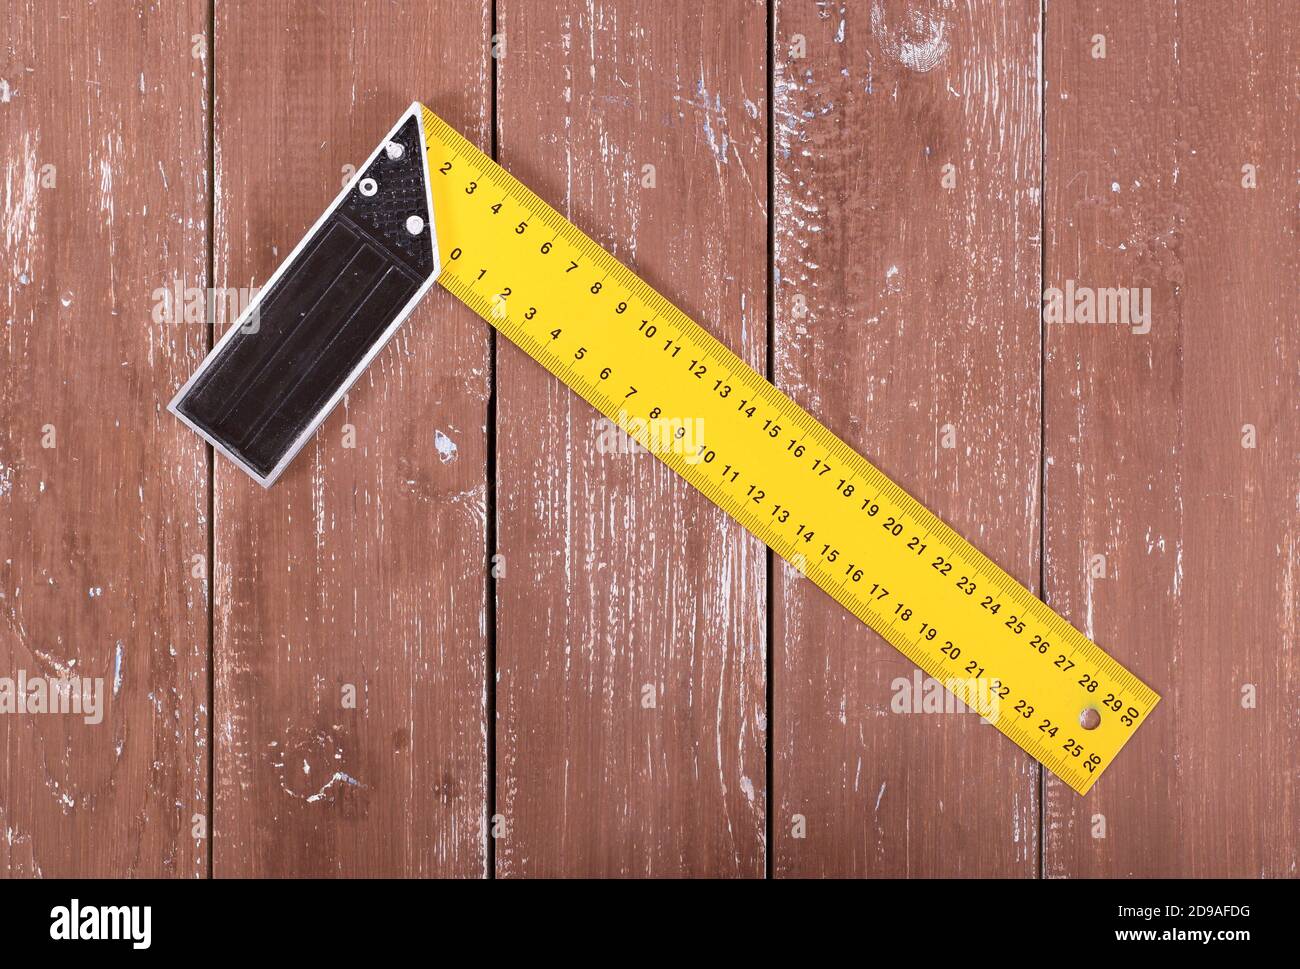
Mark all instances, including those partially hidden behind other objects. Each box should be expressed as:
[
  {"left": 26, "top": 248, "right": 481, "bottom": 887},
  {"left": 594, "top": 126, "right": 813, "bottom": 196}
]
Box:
[
  {"left": 359, "top": 177, "right": 378, "bottom": 197},
  {"left": 1079, "top": 707, "right": 1102, "bottom": 730}
]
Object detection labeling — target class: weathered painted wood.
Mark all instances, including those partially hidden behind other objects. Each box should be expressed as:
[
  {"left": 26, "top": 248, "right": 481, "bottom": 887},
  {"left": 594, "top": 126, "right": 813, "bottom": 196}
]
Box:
[
  {"left": 211, "top": 2, "right": 492, "bottom": 876},
  {"left": 4, "top": 0, "right": 1296, "bottom": 881},
  {"left": 493, "top": 0, "right": 769, "bottom": 876},
  {"left": 772, "top": 0, "right": 1042, "bottom": 876},
  {"left": 0, "top": 0, "right": 209, "bottom": 876},
  {"left": 1043, "top": 0, "right": 1298, "bottom": 877}
]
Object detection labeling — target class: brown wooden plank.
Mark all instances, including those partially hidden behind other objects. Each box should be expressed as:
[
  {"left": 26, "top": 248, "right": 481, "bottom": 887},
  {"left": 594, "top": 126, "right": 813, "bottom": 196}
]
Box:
[
  {"left": 212, "top": 1, "right": 492, "bottom": 876},
  {"left": 772, "top": 0, "right": 1041, "bottom": 876},
  {"left": 1043, "top": 0, "right": 1298, "bottom": 876},
  {"left": 0, "top": 0, "right": 209, "bottom": 877},
  {"left": 493, "top": 0, "right": 769, "bottom": 876}
]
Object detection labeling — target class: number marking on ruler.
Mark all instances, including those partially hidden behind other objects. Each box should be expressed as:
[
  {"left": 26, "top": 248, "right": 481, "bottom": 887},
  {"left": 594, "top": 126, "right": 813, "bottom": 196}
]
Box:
[{"left": 421, "top": 105, "right": 1159, "bottom": 794}]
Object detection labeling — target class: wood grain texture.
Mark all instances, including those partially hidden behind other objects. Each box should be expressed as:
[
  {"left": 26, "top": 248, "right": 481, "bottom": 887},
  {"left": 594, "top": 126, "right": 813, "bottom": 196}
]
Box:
[
  {"left": 1043, "top": 0, "right": 1298, "bottom": 877},
  {"left": 211, "top": 1, "right": 492, "bottom": 876},
  {"left": 772, "top": 0, "right": 1042, "bottom": 876},
  {"left": 2, "top": 0, "right": 1296, "bottom": 880},
  {"left": 0, "top": 0, "right": 209, "bottom": 876},
  {"left": 493, "top": 0, "right": 769, "bottom": 876}
]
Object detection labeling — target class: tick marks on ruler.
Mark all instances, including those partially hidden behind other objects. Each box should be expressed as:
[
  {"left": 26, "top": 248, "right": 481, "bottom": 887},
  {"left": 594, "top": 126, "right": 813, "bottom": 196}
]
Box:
[{"left": 423, "top": 109, "right": 1156, "bottom": 792}]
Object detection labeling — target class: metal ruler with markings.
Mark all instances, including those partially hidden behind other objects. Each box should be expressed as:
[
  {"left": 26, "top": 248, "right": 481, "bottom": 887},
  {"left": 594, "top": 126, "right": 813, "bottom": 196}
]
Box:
[{"left": 171, "top": 103, "right": 1159, "bottom": 794}]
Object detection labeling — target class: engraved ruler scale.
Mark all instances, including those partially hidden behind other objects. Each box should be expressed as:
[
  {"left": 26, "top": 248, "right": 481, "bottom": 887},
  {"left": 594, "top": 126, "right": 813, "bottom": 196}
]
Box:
[{"left": 171, "top": 103, "right": 1160, "bottom": 794}]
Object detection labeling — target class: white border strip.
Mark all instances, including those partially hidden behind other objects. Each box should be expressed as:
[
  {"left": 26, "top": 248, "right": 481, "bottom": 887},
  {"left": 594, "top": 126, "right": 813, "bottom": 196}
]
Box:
[{"left": 167, "top": 102, "right": 439, "bottom": 488}]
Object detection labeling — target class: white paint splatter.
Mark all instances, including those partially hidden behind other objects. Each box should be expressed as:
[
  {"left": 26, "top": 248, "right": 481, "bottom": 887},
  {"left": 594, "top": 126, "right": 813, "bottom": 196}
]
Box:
[
  {"left": 3, "top": 129, "right": 41, "bottom": 257},
  {"left": 675, "top": 76, "right": 731, "bottom": 171},
  {"left": 434, "top": 429, "right": 458, "bottom": 463},
  {"left": 884, "top": 263, "right": 903, "bottom": 296},
  {"left": 99, "top": 153, "right": 114, "bottom": 217},
  {"left": 871, "top": 1, "right": 951, "bottom": 73},
  {"left": 32, "top": 648, "right": 74, "bottom": 677},
  {"left": 739, "top": 775, "right": 755, "bottom": 805},
  {"left": 112, "top": 640, "right": 124, "bottom": 697},
  {"left": 306, "top": 771, "right": 361, "bottom": 804}
]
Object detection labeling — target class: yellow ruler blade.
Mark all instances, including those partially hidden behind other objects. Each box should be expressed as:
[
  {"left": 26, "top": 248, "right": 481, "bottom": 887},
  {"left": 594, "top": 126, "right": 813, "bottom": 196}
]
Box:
[{"left": 420, "top": 104, "right": 1159, "bottom": 795}]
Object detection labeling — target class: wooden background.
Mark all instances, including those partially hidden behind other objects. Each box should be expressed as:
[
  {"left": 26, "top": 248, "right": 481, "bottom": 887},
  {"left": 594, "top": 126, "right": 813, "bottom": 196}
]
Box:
[{"left": 0, "top": 0, "right": 1294, "bottom": 878}]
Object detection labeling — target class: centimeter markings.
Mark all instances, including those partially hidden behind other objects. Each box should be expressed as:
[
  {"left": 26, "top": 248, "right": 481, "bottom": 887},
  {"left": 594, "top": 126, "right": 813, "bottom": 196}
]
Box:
[{"left": 421, "top": 105, "right": 1158, "bottom": 795}]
